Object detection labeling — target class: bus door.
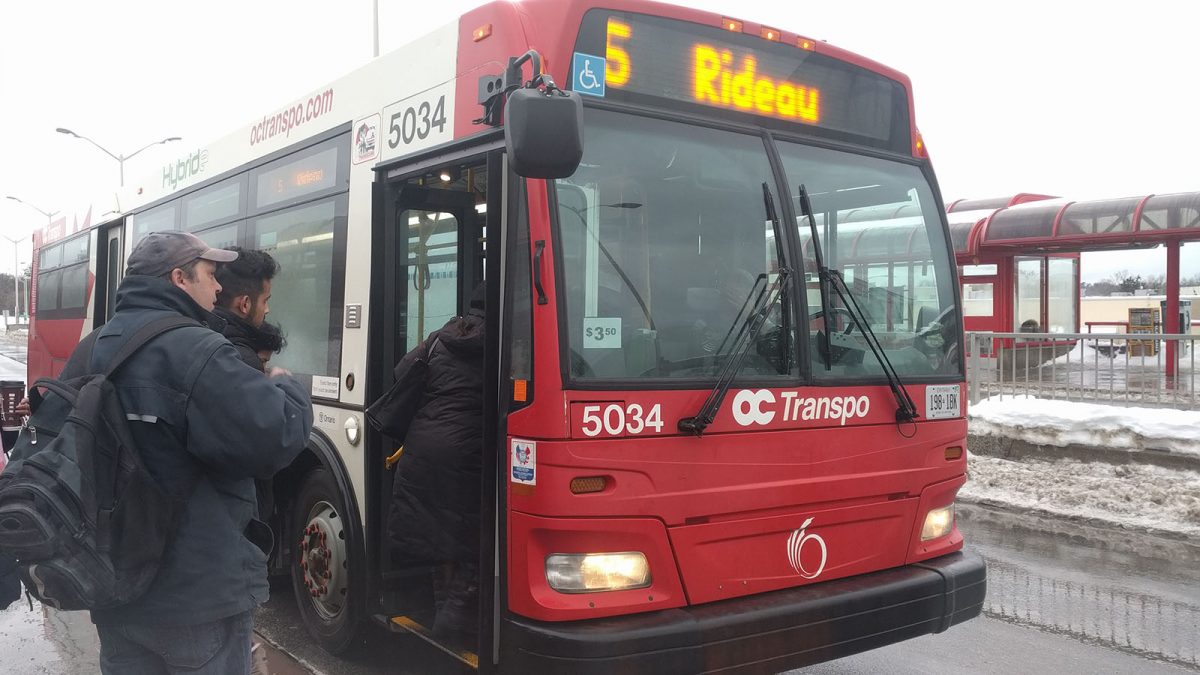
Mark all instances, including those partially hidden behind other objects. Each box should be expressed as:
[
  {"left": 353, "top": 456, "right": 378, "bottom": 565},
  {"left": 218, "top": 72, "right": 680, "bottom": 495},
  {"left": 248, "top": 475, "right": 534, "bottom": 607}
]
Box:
[
  {"left": 94, "top": 221, "right": 125, "bottom": 328},
  {"left": 373, "top": 154, "right": 492, "bottom": 662}
]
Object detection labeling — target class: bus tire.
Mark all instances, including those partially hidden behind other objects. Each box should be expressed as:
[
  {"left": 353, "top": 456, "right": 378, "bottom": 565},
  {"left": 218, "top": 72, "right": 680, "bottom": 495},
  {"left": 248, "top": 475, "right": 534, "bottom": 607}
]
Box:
[{"left": 290, "top": 468, "right": 362, "bottom": 654}]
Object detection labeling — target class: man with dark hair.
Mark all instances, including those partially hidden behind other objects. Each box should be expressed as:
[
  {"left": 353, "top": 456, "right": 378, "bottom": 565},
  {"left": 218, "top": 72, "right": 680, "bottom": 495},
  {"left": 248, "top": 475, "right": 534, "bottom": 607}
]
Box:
[
  {"left": 214, "top": 246, "right": 281, "bottom": 372},
  {"left": 84, "top": 231, "right": 312, "bottom": 674}
]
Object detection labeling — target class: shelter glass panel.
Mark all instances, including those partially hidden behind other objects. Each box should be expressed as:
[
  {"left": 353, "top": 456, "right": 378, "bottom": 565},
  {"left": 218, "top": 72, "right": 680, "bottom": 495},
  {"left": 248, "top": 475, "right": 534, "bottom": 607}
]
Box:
[
  {"left": 986, "top": 205, "right": 1057, "bottom": 241},
  {"left": 1139, "top": 193, "right": 1200, "bottom": 232},
  {"left": 1057, "top": 198, "right": 1138, "bottom": 236},
  {"left": 1046, "top": 257, "right": 1077, "bottom": 333}
]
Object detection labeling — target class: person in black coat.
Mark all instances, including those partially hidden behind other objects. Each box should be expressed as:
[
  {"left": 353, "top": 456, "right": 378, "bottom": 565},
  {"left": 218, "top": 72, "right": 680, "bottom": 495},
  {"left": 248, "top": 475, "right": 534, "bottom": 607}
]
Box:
[{"left": 388, "top": 284, "right": 485, "bottom": 641}]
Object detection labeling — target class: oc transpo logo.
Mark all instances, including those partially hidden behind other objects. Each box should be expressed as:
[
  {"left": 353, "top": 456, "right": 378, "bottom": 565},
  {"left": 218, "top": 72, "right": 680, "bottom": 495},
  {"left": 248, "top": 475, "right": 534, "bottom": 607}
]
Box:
[
  {"left": 731, "top": 389, "right": 871, "bottom": 427},
  {"left": 786, "top": 517, "right": 828, "bottom": 579}
]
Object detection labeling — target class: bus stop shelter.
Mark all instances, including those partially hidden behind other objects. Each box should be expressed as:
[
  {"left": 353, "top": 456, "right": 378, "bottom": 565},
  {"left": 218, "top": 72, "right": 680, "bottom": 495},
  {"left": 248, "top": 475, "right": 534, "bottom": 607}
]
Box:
[{"left": 948, "top": 191, "right": 1200, "bottom": 377}]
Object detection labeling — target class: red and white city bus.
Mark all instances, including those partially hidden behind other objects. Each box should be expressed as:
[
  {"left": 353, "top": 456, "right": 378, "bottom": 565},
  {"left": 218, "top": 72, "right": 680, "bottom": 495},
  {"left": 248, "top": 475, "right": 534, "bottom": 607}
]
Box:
[{"left": 28, "top": 0, "right": 984, "bottom": 671}]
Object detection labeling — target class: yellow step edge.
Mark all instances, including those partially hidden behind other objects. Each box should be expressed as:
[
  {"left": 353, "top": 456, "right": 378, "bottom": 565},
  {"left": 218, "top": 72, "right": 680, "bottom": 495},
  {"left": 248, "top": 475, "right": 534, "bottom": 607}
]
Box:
[{"left": 390, "top": 615, "right": 479, "bottom": 669}]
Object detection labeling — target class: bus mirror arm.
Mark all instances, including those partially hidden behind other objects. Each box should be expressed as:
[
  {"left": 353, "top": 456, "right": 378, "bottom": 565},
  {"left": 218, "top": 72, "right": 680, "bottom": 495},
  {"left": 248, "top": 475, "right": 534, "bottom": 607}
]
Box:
[{"left": 476, "top": 49, "right": 585, "bottom": 178}]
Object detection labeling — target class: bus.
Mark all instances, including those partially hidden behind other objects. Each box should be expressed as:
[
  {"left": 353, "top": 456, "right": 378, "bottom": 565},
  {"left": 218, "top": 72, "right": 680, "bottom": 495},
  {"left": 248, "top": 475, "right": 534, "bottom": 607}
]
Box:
[{"left": 28, "top": 0, "right": 985, "bottom": 671}]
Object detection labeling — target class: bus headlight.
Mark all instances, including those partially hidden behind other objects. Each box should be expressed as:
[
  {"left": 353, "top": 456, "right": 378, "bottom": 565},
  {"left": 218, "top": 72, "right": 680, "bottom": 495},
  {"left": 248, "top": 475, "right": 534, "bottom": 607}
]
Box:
[
  {"left": 920, "top": 505, "right": 955, "bottom": 541},
  {"left": 545, "top": 552, "right": 651, "bottom": 593}
]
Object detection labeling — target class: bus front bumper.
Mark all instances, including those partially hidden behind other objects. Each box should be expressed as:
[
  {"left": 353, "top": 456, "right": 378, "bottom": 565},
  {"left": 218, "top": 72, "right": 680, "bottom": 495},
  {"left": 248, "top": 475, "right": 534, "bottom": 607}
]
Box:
[{"left": 503, "top": 550, "right": 985, "bottom": 675}]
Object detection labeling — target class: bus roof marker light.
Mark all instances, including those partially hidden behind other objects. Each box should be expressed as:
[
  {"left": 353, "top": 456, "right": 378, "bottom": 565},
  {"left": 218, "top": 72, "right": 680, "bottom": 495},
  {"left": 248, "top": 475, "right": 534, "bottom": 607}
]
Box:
[
  {"left": 473, "top": 24, "right": 492, "bottom": 42},
  {"left": 722, "top": 18, "right": 743, "bottom": 32},
  {"left": 761, "top": 27, "right": 781, "bottom": 42},
  {"left": 797, "top": 37, "right": 815, "bottom": 51}
]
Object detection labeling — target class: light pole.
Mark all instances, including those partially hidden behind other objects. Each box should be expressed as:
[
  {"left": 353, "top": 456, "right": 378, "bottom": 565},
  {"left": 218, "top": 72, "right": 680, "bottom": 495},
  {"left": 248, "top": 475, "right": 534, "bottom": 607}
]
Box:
[
  {"left": 56, "top": 128, "right": 181, "bottom": 187},
  {"left": 4, "top": 196, "right": 56, "bottom": 320}
]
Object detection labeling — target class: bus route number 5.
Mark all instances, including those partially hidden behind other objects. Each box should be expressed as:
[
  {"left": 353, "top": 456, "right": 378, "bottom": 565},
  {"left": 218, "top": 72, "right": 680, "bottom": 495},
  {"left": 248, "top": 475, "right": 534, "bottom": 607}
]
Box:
[
  {"left": 388, "top": 95, "right": 447, "bottom": 149},
  {"left": 581, "top": 403, "right": 664, "bottom": 437}
]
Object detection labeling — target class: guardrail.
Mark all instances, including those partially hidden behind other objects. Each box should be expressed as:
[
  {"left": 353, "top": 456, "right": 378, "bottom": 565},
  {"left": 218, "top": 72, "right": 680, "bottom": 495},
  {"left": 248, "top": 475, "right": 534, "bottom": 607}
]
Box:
[{"left": 965, "top": 331, "right": 1200, "bottom": 409}]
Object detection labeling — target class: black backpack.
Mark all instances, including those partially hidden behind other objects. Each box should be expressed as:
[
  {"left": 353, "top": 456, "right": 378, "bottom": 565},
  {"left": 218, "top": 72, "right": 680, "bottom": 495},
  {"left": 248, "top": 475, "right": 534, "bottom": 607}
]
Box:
[{"left": 0, "top": 316, "right": 198, "bottom": 610}]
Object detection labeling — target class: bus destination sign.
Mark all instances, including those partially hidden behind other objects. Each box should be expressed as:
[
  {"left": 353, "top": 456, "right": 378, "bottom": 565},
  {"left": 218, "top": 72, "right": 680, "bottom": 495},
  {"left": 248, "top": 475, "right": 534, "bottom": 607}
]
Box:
[{"left": 573, "top": 11, "right": 908, "bottom": 151}]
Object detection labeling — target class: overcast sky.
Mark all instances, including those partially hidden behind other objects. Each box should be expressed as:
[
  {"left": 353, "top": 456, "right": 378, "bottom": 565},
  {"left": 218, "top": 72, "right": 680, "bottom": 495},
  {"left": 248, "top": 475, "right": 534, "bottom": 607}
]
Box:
[{"left": 2, "top": 0, "right": 1196, "bottom": 282}]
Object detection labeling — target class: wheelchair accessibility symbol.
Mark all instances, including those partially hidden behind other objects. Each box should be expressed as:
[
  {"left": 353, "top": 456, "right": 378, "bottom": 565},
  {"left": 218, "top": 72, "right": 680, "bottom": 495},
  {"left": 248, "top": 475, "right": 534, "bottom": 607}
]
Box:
[{"left": 572, "top": 52, "right": 606, "bottom": 97}]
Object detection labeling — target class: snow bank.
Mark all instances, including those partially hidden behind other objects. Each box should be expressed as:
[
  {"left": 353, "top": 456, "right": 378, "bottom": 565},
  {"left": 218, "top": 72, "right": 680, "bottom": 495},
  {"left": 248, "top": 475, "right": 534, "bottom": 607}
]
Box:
[
  {"left": 969, "top": 395, "right": 1200, "bottom": 457},
  {"left": 961, "top": 454, "right": 1200, "bottom": 537}
]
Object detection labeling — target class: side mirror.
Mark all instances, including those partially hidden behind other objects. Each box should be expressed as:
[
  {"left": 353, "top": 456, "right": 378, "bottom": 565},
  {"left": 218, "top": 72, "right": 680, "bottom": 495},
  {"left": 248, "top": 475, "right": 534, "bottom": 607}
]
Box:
[{"left": 505, "top": 88, "right": 584, "bottom": 179}]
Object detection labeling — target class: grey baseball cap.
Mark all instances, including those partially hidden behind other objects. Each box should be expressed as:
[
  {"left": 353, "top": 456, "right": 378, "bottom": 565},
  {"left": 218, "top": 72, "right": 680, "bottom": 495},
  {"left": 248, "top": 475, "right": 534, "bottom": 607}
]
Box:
[{"left": 126, "top": 231, "right": 238, "bottom": 277}]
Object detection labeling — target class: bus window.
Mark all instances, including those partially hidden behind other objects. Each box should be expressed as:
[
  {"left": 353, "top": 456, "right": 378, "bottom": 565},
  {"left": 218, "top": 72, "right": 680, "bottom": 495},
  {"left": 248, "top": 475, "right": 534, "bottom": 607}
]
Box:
[
  {"left": 555, "top": 109, "right": 793, "bottom": 380},
  {"left": 196, "top": 222, "right": 240, "bottom": 250},
  {"left": 509, "top": 182, "right": 532, "bottom": 394},
  {"left": 130, "top": 204, "right": 178, "bottom": 246},
  {"left": 780, "top": 141, "right": 960, "bottom": 378},
  {"left": 39, "top": 243, "right": 62, "bottom": 270},
  {"left": 252, "top": 197, "right": 343, "bottom": 379},
  {"left": 59, "top": 264, "right": 88, "bottom": 311},
  {"left": 404, "top": 210, "right": 458, "bottom": 352},
  {"left": 183, "top": 179, "right": 244, "bottom": 232},
  {"left": 66, "top": 236, "right": 89, "bottom": 265},
  {"left": 36, "top": 270, "right": 61, "bottom": 312}
]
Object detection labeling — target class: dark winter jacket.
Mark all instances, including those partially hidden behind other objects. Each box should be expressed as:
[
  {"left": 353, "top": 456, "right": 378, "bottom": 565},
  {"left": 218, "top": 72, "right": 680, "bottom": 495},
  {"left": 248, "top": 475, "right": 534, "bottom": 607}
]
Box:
[
  {"left": 388, "top": 308, "right": 485, "bottom": 565},
  {"left": 80, "top": 275, "right": 312, "bottom": 626},
  {"left": 213, "top": 306, "right": 267, "bottom": 372}
]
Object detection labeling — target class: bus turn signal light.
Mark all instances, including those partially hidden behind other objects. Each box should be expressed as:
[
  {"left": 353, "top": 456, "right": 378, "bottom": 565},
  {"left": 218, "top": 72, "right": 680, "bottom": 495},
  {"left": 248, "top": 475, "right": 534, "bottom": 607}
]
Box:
[
  {"left": 473, "top": 24, "right": 492, "bottom": 42},
  {"left": 569, "top": 476, "right": 607, "bottom": 494},
  {"left": 945, "top": 446, "right": 963, "bottom": 461},
  {"left": 545, "top": 552, "right": 650, "bottom": 593}
]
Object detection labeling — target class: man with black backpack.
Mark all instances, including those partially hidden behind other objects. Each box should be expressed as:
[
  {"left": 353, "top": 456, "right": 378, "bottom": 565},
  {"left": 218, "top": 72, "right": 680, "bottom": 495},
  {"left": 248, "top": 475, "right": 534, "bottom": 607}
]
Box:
[{"left": 0, "top": 231, "right": 313, "bottom": 674}]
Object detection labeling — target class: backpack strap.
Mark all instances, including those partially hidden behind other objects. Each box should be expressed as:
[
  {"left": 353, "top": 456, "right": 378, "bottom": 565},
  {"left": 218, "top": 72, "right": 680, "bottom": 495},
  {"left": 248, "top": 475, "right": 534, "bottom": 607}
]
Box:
[{"left": 101, "top": 316, "right": 201, "bottom": 378}]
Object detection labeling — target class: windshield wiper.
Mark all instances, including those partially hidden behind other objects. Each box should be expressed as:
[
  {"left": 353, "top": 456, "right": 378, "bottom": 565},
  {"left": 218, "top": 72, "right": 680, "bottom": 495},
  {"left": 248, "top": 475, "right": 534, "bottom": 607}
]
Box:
[
  {"left": 678, "top": 184, "right": 792, "bottom": 435},
  {"left": 797, "top": 184, "right": 833, "bottom": 370},
  {"left": 798, "top": 184, "right": 918, "bottom": 423},
  {"left": 678, "top": 271, "right": 788, "bottom": 435}
]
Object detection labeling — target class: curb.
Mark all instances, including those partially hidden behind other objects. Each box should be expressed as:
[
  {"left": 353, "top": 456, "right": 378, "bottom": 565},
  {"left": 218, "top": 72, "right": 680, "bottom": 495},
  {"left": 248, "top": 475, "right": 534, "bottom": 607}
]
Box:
[{"left": 968, "top": 432, "right": 1200, "bottom": 472}]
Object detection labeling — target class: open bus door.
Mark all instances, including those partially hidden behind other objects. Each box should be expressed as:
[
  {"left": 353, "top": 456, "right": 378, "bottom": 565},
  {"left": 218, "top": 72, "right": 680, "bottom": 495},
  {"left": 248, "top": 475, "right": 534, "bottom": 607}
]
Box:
[
  {"left": 369, "top": 148, "right": 501, "bottom": 669},
  {"left": 93, "top": 220, "right": 125, "bottom": 329}
]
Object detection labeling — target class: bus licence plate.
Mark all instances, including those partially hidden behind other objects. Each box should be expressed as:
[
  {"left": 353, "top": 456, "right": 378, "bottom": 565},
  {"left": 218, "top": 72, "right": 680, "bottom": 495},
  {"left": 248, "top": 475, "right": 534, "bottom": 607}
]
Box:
[{"left": 925, "top": 385, "right": 961, "bottom": 419}]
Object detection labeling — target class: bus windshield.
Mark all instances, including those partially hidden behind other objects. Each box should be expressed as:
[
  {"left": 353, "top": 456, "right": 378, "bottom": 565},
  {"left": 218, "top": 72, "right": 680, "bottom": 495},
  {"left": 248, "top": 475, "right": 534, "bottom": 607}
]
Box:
[
  {"left": 554, "top": 109, "right": 960, "bottom": 382},
  {"left": 783, "top": 141, "right": 962, "bottom": 378},
  {"left": 555, "top": 108, "right": 793, "bottom": 381}
]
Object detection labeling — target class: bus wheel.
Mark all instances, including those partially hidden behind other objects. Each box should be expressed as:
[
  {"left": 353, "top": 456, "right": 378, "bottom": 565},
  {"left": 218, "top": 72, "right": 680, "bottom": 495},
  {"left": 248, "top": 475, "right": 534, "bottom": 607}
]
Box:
[{"left": 290, "top": 468, "right": 361, "bottom": 654}]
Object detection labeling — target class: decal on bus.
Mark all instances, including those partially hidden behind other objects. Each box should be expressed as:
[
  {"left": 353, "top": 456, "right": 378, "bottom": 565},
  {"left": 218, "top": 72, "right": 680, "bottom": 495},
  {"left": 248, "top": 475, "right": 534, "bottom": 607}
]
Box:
[{"left": 732, "top": 389, "right": 871, "bottom": 427}]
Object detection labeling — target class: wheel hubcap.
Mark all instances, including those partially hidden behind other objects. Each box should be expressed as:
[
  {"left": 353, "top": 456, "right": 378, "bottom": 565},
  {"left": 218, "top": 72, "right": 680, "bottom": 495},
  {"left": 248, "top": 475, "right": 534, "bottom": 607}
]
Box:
[{"left": 298, "top": 500, "right": 348, "bottom": 620}]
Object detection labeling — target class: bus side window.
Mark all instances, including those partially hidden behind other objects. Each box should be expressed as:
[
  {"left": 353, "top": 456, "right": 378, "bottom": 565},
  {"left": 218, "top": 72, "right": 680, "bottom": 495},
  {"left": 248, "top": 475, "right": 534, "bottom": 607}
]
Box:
[{"left": 510, "top": 181, "right": 532, "bottom": 404}]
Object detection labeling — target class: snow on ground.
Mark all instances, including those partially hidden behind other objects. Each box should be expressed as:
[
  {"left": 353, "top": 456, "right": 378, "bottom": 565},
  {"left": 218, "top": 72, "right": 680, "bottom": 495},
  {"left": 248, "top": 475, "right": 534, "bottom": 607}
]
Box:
[
  {"left": 965, "top": 395, "right": 1200, "bottom": 537},
  {"left": 969, "top": 394, "right": 1200, "bottom": 456},
  {"left": 961, "top": 454, "right": 1200, "bottom": 538}
]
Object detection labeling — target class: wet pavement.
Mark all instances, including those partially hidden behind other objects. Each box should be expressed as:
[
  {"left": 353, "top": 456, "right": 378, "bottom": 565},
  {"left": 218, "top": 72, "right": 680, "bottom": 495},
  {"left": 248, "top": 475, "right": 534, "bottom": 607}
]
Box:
[
  {"left": 960, "top": 502, "right": 1200, "bottom": 668},
  {"left": 0, "top": 598, "right": 313, "bottom": 674}
]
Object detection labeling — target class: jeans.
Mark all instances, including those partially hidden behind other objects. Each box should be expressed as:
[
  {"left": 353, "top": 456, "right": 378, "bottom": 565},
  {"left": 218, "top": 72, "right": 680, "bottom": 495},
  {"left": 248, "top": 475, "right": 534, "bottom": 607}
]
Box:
[{"left": 97, "top": 610, "right": 253, "bottom": 675}]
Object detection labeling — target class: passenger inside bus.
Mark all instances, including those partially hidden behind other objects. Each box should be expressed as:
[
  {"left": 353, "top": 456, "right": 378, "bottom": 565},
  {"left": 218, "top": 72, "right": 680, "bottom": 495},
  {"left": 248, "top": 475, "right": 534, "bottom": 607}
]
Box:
[{"left": 383, "top": 282, "right": 486, "bottom": 646}]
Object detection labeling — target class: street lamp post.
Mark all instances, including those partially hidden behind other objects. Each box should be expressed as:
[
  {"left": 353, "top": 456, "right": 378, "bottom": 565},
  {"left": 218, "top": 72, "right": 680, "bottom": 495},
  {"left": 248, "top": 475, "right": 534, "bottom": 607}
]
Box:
[
  {"left": 1, "top": 196, "right": 53, "bottom": 319},
  {"left": 56, "top": 128, "right": 181, "bottom": 187}
]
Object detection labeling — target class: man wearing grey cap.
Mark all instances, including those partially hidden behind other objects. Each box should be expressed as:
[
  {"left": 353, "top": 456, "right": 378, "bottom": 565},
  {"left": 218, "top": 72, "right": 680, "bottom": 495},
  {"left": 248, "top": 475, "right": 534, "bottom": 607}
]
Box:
[{"left": 81, "top": 231, "right": 313, "bottom": 674}]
